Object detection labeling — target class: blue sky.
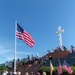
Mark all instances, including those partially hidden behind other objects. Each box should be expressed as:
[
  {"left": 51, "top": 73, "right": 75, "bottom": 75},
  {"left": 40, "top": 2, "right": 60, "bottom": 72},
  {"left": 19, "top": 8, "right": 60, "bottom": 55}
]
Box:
[{"left": 0, "top": 0, "right": 75, "bottom": 63}]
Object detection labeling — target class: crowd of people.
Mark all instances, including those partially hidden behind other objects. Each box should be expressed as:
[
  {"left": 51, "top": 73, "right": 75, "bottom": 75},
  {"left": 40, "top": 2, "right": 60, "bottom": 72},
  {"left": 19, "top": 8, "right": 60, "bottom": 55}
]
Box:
[
  {"left": 2, "top": 46, "right": 75, "bottom": 75},
  {"left": 54, "top": 45, "right": 75, "bottom": 52}
]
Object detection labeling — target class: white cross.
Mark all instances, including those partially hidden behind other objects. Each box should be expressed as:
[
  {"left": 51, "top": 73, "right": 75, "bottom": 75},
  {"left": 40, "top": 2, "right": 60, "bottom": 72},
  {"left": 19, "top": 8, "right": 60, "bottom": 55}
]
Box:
[{"left": 55, "top": 26, "right": 64, "bottom": 51}]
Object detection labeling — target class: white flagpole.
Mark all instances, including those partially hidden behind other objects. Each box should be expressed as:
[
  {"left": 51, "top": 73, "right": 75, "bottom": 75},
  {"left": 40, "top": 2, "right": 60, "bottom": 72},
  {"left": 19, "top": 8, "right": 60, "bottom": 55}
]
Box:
[{"left": 14, "top": 21, "right": 17, "bottom": 74}]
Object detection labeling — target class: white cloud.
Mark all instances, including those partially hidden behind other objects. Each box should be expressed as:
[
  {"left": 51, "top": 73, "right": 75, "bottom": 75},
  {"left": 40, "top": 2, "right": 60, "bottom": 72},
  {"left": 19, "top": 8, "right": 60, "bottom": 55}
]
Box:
[
  {"left": 0, "top": 44, "right": 14, "bottom": 62},
  {"left": 0, "top": 49, "right": 11, "bottom": 54},
  {"left": 0, "top": 41, "right": 36, "bottom": 63}
]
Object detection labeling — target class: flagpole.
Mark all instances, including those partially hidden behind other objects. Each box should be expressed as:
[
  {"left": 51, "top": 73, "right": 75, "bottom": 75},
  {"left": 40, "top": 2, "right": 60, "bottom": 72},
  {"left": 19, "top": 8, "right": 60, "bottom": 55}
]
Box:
[{"left": 14, "top": 21, "right": 17, "bottom": 74}]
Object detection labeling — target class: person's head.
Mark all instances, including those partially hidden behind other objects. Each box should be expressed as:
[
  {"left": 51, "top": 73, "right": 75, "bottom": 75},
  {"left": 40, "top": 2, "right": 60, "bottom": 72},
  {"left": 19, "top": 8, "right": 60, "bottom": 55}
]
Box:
[
  {"left": 25, "top": 72, "right": 29, "bottom": 75},
  {"left": 31, "top": 72, "right": 33, "bottom": 75},
  {"left": 42, "top": 72, "right": 46, "bottom": 75},
  {"left": 36, "top": 72, "right": 40, "bottom": 75}
]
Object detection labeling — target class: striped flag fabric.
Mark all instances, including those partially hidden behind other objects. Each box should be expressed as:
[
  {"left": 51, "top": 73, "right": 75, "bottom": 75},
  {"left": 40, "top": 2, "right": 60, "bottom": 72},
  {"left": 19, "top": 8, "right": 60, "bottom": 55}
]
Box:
[
  {"left": 57, "top": 59, "right": 62, "bottom": 75},
  {"left": 62, "top": 60, "right": 73, "bottom": 74},
  {"left": 16, "top": 23, "right": 35, "bottom": 48}
]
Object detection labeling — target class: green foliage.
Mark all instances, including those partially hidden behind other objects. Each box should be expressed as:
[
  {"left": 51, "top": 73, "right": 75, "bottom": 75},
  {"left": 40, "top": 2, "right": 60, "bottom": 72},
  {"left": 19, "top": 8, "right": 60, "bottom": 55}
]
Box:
[
  {"left": 38, "top": 66, "right": 75, "bottom": 75},
  {"left": 0, "top": 67, "right": 8, "bottom": 72},
  {"left": 38, "top": 66, "right": 49, "bottom": 75}
]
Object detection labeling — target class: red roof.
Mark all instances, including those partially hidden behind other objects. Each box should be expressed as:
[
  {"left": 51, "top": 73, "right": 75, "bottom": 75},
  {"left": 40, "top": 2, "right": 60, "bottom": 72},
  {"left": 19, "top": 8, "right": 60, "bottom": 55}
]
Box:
[{"left": 45, "top": 51, "right": 70, "bottom": 59}]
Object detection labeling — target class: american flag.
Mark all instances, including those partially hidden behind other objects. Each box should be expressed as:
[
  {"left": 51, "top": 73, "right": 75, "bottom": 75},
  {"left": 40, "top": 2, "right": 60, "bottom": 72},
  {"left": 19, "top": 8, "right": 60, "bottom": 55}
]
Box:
[
  {"left": 16, "top": 23, "right": 35, "bottom": 48},
  {"left": 62, "top": 60, "right": 73, "bottom": 74},
  {"left": 57, "top": 59, "right": 62, "bottom": 75}
]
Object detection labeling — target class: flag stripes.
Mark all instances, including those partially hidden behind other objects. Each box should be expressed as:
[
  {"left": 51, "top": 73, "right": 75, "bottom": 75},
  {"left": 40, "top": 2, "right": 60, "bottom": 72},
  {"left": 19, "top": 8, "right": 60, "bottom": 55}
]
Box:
[
  {"left": 62, "top": 60, "right": 73, "bottom": 74},
  {"left": 58, "top": 59, "right": 62, "bottom": 75},
  {"left": 16, "top": 23, "right": 35, "bottom": 47}
]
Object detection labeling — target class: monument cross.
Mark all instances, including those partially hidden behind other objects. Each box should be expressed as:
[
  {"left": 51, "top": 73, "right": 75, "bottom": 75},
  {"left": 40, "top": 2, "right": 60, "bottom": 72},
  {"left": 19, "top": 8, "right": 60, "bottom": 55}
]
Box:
[{"left": 55, "top": 26, "right": 64, "bottom": 51}]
